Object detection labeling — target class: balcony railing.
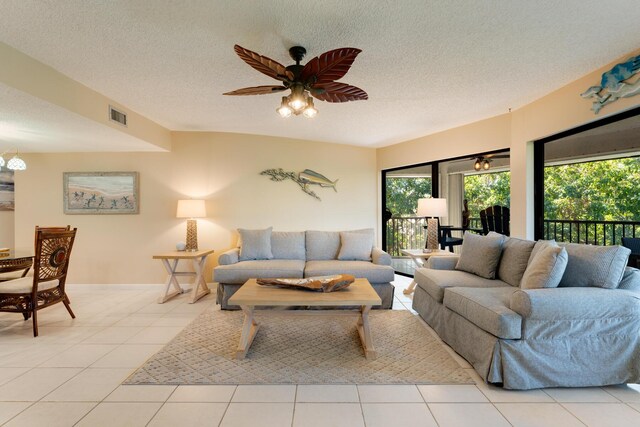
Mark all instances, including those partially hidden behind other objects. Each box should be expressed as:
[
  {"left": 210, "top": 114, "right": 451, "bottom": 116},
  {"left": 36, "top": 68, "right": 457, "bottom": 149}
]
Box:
[
  {"left": 386, "top": 216, "right": 640, "bottom": 256},
  {"left": 542, "top": 219, "right": 640, "bottom": 246}
]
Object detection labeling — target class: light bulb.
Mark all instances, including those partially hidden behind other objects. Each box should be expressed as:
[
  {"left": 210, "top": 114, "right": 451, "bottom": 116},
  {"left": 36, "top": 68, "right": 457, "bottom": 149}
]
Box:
[
  {"left": 474, "top": 159, "right": 482, "bottom": 171},
  {"left": 289, "top": 97, "right": 306, "bottom": 112},
  {"left": 276, "top": 96, "right": 292, "bottom": 118},
  {"left": 7, "top": 155, "right": 26, "bottom": 171},
  {"left": 0, "top": 156, "right": 4, "bottom": 169},
  {"left": 483, "top": 159, "right": 490, "bottom": 170},
  {"left": 303, "top": 98, "right": 317, "bottom": 118}
]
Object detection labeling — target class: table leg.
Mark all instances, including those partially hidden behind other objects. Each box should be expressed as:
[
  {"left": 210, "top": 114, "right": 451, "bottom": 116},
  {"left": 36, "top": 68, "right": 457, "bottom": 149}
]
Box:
[
  {"left": 356, "top": 305, "right": 376, "bottom": 360},
  {"left": 157, "top": 259, "right": 184, "bottom": 303},
  {"left": 236, "top": 305, "right": 260, "bottom": 359},
  {"left": 403, "top": 279, "right": 418, "bottom": 295},
  {"left": 188, "top": 255, "right": 211, "bottom": 304}
]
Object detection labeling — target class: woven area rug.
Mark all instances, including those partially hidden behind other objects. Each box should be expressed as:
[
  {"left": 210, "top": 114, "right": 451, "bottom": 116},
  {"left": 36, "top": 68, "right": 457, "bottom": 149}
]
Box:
[{"left": 125, "top": 308, "right": 473, "bottom": 385}]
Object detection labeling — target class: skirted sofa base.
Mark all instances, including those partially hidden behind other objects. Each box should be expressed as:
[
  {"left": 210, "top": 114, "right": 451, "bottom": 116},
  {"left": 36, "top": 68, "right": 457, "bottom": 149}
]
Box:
[{"left": 413, "top": 284, "right": 640, "bottom": 389}]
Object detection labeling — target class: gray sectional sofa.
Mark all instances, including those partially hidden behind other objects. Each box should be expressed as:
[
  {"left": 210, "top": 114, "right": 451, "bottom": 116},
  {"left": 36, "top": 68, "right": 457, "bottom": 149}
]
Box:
[
  {"left": 413, "top": 231, "right": 640, "bottom": 390},
  {"left": 214, "top": 228, "right": 395, "bottom": 309}
]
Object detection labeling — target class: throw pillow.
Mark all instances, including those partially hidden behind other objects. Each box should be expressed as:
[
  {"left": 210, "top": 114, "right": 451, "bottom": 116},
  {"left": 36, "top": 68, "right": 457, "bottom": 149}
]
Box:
[
  {"left": 527, "top": 239, "right": 558, "bottom": 265},
  {"left": 520, "top": 246, "right": 568, "bottom": 289},
  {"left": 271, "top": 231, "right": 306, "bottom": 260},
  {"left": 455, "top": 231, "right": 505, "bottom": 279},
  {"left": 496, "top": 235, "right": 536, "bottom": 287},
  {"left": 338, "top": 230, "right": 374, "bottom": 261},
  {"left": 558, "top": 243, "right": 631, "bottom": 289},
  {"left": 238, "top": 227, "right": 274, "bottom": 261}
]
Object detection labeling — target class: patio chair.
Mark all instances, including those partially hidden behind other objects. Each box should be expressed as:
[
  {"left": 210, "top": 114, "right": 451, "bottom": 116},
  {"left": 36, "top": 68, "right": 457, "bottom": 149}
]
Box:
[
  {"left": 479, "top": 205, "right": 510, "bottom": 236},
  {"left": 0, "top": 226, "right": 77, "bottom": 337},
  {"left": 622, "top": 237, "right": 640, "bottom": 268}
]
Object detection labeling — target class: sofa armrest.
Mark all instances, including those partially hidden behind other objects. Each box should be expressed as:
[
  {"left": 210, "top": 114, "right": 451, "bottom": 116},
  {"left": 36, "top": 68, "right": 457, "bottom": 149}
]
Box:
[
  {"left": 510, "top": 287, "right": 640, "bottom": 320},
  {"left": 218, "top": 248, "right": 240, "bottom": 265},
  {"left": 426, "top": 255, "right": 459, "bottom": 270},
  {"left": 372, "top": 247, "right": 392, "bottom": 266}
]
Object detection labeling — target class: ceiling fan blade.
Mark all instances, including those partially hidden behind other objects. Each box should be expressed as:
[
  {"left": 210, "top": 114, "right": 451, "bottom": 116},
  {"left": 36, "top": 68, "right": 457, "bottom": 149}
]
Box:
[
  {"left": 301, "top": 48, "right": 362, "bottom": 85},
  {"left": 233, "top": 45, "right": 294, "bottom": 81},
  {"left": 310, "top": 82, "right": 368, "bottom": 103},
  {"left": 223, "top": 85, "right": 287, "bottom": 96}
]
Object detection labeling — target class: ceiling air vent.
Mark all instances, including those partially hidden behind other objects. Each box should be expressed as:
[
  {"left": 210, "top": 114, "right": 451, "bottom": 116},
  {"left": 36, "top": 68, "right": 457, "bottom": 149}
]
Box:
[{"left": 109, "top": 105, "right": 127, "bottom": 127}]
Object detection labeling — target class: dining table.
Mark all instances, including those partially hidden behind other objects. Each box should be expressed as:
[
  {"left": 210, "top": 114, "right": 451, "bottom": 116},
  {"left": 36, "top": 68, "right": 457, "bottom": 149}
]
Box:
[{"left": 0, "top": 250, "right": 34, "bottom": 280}]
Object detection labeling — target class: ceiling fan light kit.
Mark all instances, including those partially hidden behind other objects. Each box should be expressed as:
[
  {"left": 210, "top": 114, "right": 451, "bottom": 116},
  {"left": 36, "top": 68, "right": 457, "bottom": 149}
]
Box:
[{"left": 224, "top": 44, "right": 367, "bottom": 119}]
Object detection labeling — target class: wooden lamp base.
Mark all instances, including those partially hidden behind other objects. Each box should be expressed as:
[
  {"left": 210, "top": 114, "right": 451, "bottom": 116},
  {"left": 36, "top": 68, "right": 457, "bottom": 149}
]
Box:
[{"left": 185, "top": 219, "right": 198, "bottom": 251}]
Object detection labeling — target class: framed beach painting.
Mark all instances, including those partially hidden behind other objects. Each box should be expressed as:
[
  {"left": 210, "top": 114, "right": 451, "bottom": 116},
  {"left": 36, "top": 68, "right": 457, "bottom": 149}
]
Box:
[
  {"left": 63, "top": 172, "right": 139, "bottom": 214},
  {"left": 0, "top": 171, "right": 14, "bottom": 211}
]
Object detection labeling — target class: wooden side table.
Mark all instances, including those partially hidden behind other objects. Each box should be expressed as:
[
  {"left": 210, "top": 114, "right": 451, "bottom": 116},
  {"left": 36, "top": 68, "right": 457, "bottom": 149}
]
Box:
[
  {"left": 400, "top": 248, "right": 457, "bottom": 295},
  {"left": 153, "top": 249, "right": 214, "bottom": 304}
]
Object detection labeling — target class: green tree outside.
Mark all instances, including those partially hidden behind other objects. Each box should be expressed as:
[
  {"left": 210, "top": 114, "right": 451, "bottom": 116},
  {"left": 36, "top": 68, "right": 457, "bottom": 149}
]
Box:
[{"left": 385, "top": 177, "right": 431, "bottom": 216}]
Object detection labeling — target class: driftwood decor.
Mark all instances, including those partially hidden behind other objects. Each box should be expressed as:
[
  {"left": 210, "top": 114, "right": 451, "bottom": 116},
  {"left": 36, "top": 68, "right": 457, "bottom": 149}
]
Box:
[
  {"left": 257, "top": 274, "right": 355, "bottom": 292},
  {"left": 260, "top": 168, "right": 338, "bottom": 201}
]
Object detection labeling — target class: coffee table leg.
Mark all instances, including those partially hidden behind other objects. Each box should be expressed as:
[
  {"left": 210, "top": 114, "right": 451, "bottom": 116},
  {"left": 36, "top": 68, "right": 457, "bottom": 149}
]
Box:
[
  {"left": 357, "top": 305, "right": 377, "bottom": 360},
  {"left": 236, "top": 305, "right": 260, "bottom": 359}
]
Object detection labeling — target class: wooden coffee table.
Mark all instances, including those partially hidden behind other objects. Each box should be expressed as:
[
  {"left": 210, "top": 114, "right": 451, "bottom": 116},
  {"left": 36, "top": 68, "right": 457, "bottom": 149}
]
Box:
[{"left": 228, "top": 278, "right": 382, "bottom": 360}]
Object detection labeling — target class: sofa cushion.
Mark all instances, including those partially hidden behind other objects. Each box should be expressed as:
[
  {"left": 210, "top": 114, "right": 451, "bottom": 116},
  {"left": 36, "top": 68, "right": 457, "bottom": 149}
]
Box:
[
  {"left": 304, "top": 260, "right": 394, "bottom": 283},
  {"left": 271, "top": 231, "right": 306, "bottom": 260},
  {"left": 619, "top": 267, "right": 640, "bottom": 293},
  {"left": 444, "top": 287, "right": 522, "bottom": 339},
  {"left": 306, "top": 230, "right": 340, "bottom": 260},
  {"left": 455, "top": 231, "right": 505, "bottom": 279},
  {"left": 415, "top": 268, "right": 511, "bottom": 303},
  {"left": 214, "top": 260, "right": 305, "bottom": 284},
  {"left": 496, "top": 235, "right": 536, "bottom": 287},
  {"left": 238, "top": 227, "right": 273, "bottom": 261},
  {"left": 338, "top": 230, "right": 374, "bottom": 261},
  {"left": 520, "top": 246, "right": 568, "bottom": 290},
  {"left": 558, "top": 243, "right": 630, "bottom": 289}
]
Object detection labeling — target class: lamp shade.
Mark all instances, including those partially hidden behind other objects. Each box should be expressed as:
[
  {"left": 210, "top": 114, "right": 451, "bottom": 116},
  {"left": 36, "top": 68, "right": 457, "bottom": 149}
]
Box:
[
  {"left": 417, "top": 197, "right": 447, "bottom": 217},
  {"left": 176, "top": 199, "right": 206, "bottom": 218}
]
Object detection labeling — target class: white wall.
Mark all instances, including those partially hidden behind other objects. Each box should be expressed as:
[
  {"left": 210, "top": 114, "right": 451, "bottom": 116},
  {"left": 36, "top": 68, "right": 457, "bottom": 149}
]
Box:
[{"left": 14, "top": 132, "right": 377, "bottom": 284}]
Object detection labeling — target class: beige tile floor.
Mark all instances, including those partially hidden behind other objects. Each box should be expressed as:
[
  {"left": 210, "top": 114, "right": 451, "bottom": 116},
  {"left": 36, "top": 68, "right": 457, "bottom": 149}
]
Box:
[{"left": 0, "top": 276, "right": 638, "bottom": 426}]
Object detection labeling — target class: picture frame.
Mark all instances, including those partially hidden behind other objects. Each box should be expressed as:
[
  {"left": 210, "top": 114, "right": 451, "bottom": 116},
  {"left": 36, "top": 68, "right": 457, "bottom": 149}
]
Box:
[
  {"left": 63, "top": 172, "right": 139, "bottom": 215},
  {"left": 0, "top": 171, "right": 15, "bottom": 212}
]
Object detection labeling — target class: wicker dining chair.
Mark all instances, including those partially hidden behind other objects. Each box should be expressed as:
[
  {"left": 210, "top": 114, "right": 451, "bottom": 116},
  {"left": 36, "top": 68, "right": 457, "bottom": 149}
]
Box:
[
  {"left": 622, "top": 237, "right": 640, "bottom": 268},
  {"left": 0, "top": 226, "right": 77, "bottom": 337}
]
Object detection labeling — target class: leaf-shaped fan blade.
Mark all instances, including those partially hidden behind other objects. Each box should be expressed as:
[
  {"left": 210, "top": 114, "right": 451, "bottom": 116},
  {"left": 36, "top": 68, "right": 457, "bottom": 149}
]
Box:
[
  {"left": 223, "top": 85, "right": 287, "bottom": 96},
  {"left": 233, "top": 45, "right": 294, "bottom": 81},
  {"left": 301, "top": 48, "right": 362, "bottom": 85},
  {"left": 310, "top": 82, "right": 368, "bottom": 103}
]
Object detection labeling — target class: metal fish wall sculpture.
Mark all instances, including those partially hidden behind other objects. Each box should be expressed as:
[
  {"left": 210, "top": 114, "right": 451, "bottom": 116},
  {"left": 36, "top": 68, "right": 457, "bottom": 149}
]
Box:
[
  {"left": 260, "top": 168, "right": 338, "bottom": 200},
  {"left": 581, "top": 54, "right": 640, "bottom": 114}
]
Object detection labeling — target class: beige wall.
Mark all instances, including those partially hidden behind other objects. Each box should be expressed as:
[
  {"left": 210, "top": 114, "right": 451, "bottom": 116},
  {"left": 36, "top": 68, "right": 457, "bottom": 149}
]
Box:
[
  {"left": 0, "top": 212, "right": 13, "bottom": 248},
  {"left": 14, "top": 132, "right": 377, "bottom": 284},
  {"left": 377, "top": 49, "right": 640, "bottom": 239}
]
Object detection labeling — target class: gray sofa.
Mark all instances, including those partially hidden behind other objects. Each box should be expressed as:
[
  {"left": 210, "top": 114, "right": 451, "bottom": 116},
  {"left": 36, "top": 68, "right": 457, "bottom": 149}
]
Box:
[
  {"left": 413, "top": 232, "right": 640, "bottom": 390},
  {"left": 214, "top": 229, "right": 395, "bottom": 310}
]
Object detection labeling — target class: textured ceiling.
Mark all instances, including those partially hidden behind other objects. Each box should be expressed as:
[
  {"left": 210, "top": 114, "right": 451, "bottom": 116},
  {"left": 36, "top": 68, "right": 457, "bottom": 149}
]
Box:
[{"left": 1, "top": 0, "right": 640, "bottom": 148}]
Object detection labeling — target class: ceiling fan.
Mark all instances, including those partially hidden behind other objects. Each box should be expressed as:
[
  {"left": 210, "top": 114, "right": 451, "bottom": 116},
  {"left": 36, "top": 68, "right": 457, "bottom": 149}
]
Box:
[
  {"left": 472, "top": 154, "right": 510, "bottom": 171},
  {"left": 223, "top": 44, "right": 368, "bottom": 118}
]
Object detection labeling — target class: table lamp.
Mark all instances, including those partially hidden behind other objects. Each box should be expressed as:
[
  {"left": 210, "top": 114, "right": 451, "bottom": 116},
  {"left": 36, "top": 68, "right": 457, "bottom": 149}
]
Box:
[
  {"left": 176, "top": 199, "right": 206, "bottom": 251},
  {"left": 417, "top": 197, "right": 447, "bottom": 252}
]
